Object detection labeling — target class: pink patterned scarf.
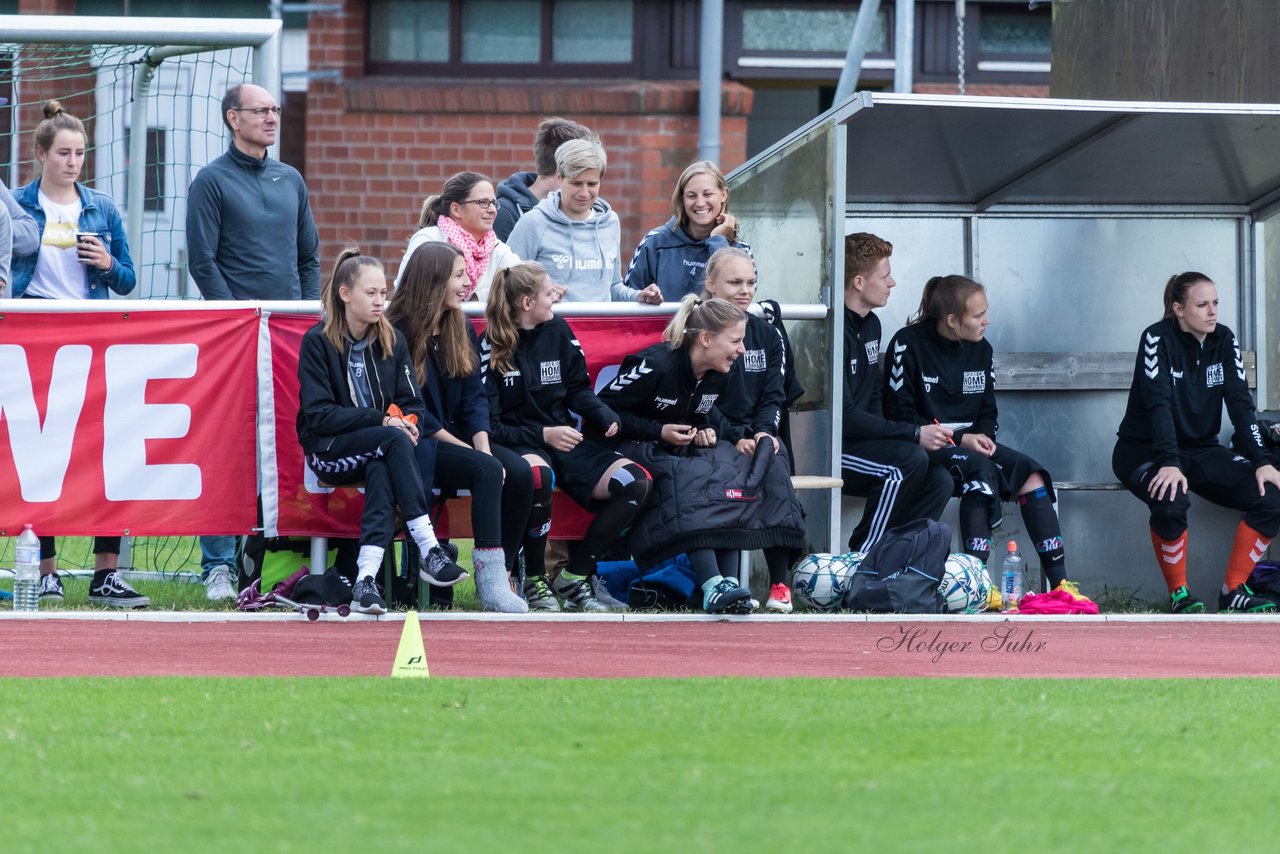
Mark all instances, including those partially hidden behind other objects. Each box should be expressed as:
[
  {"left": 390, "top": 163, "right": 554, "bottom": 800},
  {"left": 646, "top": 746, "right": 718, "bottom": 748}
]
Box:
[{"left": 435, "top": 215, "right": 496, "bottom": 299}]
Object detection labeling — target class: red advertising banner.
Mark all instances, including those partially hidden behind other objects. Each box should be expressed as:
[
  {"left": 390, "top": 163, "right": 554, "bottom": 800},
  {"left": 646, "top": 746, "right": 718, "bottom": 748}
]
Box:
[
  {"left": 264, "top": 313, "right": 667, "bottom": 539},
  {"left": 0, "top": 310, "right": 259, "bottom": 536}
]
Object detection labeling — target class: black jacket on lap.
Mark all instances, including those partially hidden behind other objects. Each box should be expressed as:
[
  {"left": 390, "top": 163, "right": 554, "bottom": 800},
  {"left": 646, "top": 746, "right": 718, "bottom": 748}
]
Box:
[{"left": 625, "top": 439, "right": 806, "bottom": 569}]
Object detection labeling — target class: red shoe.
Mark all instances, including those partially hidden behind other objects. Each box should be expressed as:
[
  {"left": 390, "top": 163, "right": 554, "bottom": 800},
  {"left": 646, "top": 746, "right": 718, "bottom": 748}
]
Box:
[{"left": 765, "top": 583, "right": 793, "bottom": 613}]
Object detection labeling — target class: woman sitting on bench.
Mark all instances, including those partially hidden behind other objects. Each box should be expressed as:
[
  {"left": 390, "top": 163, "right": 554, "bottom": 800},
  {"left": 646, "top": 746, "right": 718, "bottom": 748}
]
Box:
[
  {"left": 600, "top": 295, "right": 806, "bottom": 614},
  {"left": 296, "top": 245, "right": 467, "bottom": 614},
  {"left": 699, "top": 247, "right": 803, "bottom": 612},
  {"left": 387, "top": 241, "right": 528, "bottom": 612},
  {"left": 1113, "top": 271, "right": 1280, "bottom": 613},
  {"left": 881, "top": 274, "right": 1078, "bottom": 598},
  {"left": 482, "top": 261, "right": 652, "bottom": 612}
]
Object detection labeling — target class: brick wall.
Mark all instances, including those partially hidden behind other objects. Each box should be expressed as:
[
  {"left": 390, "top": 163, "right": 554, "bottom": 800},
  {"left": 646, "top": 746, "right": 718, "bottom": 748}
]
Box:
[
  {"left": 15, "top": 0, "right": 98, "bottom": 185},
  {"left": 306, "top": 0, "right": 751, "bottom": 278}
]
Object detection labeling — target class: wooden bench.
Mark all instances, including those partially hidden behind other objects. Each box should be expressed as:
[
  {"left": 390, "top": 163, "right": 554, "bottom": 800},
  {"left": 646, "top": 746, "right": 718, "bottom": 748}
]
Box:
[
  {"left": 994, "top": 350, "right": 1256, "bottom": 391},
  {"left": 996, "top": 350, "right": 1257, "bottom": 494}
]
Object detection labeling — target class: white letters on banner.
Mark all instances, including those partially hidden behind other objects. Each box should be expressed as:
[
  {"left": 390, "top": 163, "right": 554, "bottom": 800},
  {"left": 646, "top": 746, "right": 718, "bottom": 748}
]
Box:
[
  {"left": 103, "top": 344, "right": 202, "bottom": 501},
  {"left": 0, "top": 344, "right": 91, "bottom": 502},
  {"left": 0, "top": 343, "right": 202, "bottom": 503}
]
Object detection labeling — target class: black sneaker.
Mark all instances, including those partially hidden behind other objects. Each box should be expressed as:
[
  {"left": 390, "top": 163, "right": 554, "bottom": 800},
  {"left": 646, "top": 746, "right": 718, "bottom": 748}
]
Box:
[
  {"left": 419, "top": 545, "right": 468, "bottom": 588},
  {"left": 1169, "top": 584, "right": 1205, "bottom": 614},
  {"left": 1219, "top": 583, "right": 1277, "bottom": 613},
  {"left": 88, "top": 570, "right": 150, "bottom": 609},
  {"left": 703, "top": 577, "right": 753, "bottom": 614},
  {"left": 39, "top": 572, "right": 65, "bottom": 603},
  {"left": 351, "top": 577, "right": 387, "bottom": 615}
]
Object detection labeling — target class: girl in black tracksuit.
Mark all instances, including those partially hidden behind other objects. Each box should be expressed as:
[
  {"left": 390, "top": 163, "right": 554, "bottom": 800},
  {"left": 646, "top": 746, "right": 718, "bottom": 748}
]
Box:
[
  {"left": 481, "top": 261, "right": 652, "bottom": 612},
  {"left": 882, "top": 274, "right": 1073, "bottom": 592},
  {"left": 296, "top": 246, "right": 466, "bottom": 615},
  {"left": 386, "top": 240, "right": 529, "bottom": 613},
  {"left": 698, "top": 247, "right": 803, "bottom": 612},
  {"left": 601, "top": 294, "right": 773, "bottom": 615},
  {"left": 1113, "top": 271, "right": 1280, "bottom": 613}
]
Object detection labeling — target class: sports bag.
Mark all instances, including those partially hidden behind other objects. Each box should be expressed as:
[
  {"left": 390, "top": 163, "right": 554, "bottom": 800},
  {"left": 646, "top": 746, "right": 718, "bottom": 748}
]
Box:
[
  {"left": 843, "top": 518, "right": 950, "bottom": 613},
  {"left": 1247, "top": 560, "right": 1280, "bottom": 607}
]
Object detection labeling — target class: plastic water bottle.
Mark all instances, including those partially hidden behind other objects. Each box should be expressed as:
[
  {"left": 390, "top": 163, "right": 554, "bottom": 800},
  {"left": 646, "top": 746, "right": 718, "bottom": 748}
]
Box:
[
  {"left": 13, "top": 524, "right": 41, "bottom": 613},
  {"left": 1000, "top": 540, "right": 1024, "bottom": 613}
]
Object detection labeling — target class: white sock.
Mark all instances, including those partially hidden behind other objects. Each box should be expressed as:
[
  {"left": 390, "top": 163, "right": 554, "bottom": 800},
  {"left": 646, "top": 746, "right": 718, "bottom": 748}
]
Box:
[
  {"left": 406, "top": 515, "right": 440, "bottom": 556},
  {"left": 356, "top": 545, "right": 385, "bottom": 580}
]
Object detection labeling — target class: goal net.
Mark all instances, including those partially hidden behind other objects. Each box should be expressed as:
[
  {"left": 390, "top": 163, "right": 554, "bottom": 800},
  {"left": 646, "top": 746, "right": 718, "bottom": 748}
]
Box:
[
  {"left": 0, "top": 17, "right": 280, "bottom": 576},
  {"left": 1, "top": 15, "right": 281, "bottom": 301}
]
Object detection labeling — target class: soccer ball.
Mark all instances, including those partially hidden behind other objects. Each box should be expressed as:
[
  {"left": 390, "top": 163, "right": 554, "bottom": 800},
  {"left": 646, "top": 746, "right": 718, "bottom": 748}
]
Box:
[
  {"left": 938, "top": 553, "right": 991, "bottom": 613},
  {"left": 792, "top": 552, "right": 863, "bottom": 611}
]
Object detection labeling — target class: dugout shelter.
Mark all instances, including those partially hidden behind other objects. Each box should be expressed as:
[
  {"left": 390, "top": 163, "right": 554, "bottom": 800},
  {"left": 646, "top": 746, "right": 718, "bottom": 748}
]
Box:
[{"left": 729, "top": 92, "right": 1280, "bottom": 598}]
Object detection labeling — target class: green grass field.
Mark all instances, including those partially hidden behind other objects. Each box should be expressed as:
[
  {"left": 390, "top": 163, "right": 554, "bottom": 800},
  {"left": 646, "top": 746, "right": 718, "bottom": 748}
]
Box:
[{"left": 5, "top": 677, "right": 1275, "bottom": 852}]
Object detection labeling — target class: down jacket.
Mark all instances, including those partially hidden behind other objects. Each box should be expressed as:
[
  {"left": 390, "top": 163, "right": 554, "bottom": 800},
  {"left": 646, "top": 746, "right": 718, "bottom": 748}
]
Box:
[{"left": 624, "top": 437, "right": 806, "bottom": 570}]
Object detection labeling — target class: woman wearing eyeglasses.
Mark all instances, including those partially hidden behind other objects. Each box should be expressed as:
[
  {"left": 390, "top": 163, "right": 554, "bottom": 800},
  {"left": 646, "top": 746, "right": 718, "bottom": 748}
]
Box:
[{"left": 393, "top": 171, "right": 520, "bottom": 303}]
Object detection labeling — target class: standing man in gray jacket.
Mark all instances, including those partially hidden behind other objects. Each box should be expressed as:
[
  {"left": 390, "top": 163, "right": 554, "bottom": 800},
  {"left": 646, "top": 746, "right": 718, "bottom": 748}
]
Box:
[
  {"left": 185, "top": 82, "right": 320, "bottom": 600},
  {"left": 186, "top": 83, "right": 319, "bottom": 301}
]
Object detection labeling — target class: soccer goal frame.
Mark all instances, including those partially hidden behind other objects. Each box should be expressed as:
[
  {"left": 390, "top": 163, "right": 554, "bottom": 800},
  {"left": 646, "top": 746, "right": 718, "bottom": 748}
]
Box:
[{"left": 0, "top": 14, "right": 282, "bottom": 276}]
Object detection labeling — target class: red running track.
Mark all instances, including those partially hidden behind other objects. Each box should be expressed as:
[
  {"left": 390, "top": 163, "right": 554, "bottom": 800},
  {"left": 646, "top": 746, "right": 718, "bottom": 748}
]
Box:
[{"left": 2, "top": 619, "right": 1279, "bottom": 678}]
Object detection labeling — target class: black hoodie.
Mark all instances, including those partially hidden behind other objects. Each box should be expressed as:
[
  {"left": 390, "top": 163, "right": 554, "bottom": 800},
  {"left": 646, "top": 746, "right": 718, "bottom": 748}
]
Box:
[
  {"left": 716, "top": 312, "right": 786, "bottom": 444},
  {"left": 1116, "top": 317, "right": 1267, "bottom": 467},
  {"left": 478, "top": 316, "right": 620, "bottom": 448},
  {"left": 882, "top": 321, "right": 998, "bottom": 440},
  {"left": 494, "top": 171, "right": 539, "bottom": 242},
  {"left": 842, "top": 306, "right": 915, "bottom": 443},
  {"left": 599, "top": 342, "right": 731, "bottom": 442}
]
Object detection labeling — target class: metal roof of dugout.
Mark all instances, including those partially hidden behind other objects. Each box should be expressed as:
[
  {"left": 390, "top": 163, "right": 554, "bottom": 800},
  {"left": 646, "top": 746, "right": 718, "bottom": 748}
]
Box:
[{"left": 729, "top": 93, "right": 1280, "bottom": 598}]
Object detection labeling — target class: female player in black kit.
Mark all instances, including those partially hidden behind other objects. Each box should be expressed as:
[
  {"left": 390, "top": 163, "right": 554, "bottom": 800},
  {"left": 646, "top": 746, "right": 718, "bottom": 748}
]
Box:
[
  {"left": 600, "top": 295, "right": 806, "bottom": 614},
  {"left": 1113, "top": 271, "right": 1280, "bottom": 613},
  {"left": 699, "top": 247, "right": 802, "bottom": 612},
  {"left": 481, "top": 261, "right": 652, "bottom": 612},
  {"left": 881, "top": 274, "right": 1078, "bottom": 596}
]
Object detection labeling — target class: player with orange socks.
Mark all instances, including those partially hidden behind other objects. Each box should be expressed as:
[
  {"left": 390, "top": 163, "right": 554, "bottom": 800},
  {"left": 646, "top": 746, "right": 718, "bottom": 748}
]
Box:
[{"left": 1114, "top": 271, "right": 1280, "bottom": 613}]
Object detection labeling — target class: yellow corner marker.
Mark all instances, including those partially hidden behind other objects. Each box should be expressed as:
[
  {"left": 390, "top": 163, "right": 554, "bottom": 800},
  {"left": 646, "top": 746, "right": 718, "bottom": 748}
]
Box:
[{"left": 391, "top": 611, "right": 430, "bottom": 678}]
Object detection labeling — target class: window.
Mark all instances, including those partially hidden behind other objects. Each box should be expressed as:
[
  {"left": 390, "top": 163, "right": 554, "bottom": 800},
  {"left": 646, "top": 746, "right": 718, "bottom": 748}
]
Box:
[
  {"left": 742, "top": 5, "right": 889, "bottom": 55},
  {"left": 123, "top": 126, "right": 167, "bottom": 213},
  {"left": 979, "top": 11, "right": 1051, "bottom": 56},
  {"left": 367, "top": 0, "right": 635, "bottom": 72},
  {"left": 733, "top": 3, "right": 893, "bottom": 79}
]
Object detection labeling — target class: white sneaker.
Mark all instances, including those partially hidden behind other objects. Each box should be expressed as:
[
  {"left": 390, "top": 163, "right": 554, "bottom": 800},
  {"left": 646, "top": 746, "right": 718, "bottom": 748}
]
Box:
[{"left": 204, "top": 565, "right": 236, "bottom": 601}]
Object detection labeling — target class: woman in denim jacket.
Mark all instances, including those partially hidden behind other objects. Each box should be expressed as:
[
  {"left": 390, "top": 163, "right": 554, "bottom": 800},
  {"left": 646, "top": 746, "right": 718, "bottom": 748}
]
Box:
[
  {"left": 9, "top": 99, "right": 135, "bottom": 300},
  {"left": 8, "top": 99, "right": 145, "bottom": 609}
]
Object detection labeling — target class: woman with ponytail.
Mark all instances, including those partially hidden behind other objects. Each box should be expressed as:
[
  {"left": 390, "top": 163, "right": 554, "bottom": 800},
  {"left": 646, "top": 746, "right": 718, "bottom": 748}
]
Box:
[
  {"left": 1113, "top": 272, "right": 1280, "bottom": 613},
  {"left": 600, "top": 294, "right": 806, "bottom": 614},
  {"left": 296, "top": 246, "right": 467, "bottom": 614},
  {"left": 12, "top": 99, "right": 144, "bottom": 608},
  {"left": 881, "top": 275, "right": 1081, "bottom": 602},
  {"left": 386, "top": 241, "right": 528, "bottom": 612},
  {"left": 481, "top": 261, "right": 650, "bottom": 612},
  {"left": 392, "top": 171, "right": 519, "bottom": 301}
]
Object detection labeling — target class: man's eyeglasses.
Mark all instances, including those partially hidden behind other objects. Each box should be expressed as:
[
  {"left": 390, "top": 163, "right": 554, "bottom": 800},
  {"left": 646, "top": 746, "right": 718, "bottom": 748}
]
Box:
[
  {"left": 458, "top": 198, "right": 498, "bottom": 210},
  {"left": 234, "top": 106, "right": 283, "bottom": 118}
]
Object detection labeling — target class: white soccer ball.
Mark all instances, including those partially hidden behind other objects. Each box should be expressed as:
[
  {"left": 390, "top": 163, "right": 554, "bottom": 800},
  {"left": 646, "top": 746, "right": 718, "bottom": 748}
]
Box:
[
  {"left": 938, "top": 552, "right": 991, "bottom": 613},
  {"left": 792, "top": 552, "right": 863, "bottom": 612}
]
